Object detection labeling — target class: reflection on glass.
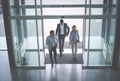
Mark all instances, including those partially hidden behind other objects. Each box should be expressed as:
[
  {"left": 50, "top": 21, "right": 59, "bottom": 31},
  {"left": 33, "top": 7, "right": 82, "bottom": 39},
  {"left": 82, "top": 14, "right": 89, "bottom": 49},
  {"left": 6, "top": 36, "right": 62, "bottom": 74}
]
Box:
[
  {"left": 11, "top": 19, "right": 19, "bottom": 65},
  {"left": 108, "top": 19, "right": 116, "bottom": 48}
]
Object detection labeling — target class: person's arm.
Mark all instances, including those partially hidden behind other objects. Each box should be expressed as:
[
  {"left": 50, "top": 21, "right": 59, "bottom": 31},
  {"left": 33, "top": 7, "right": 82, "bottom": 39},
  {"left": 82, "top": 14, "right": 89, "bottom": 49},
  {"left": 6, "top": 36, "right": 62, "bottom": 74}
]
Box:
[
  {"left": 76, "top": 30, "right": 80, "bottom": 42},
  {"left": 46, "top": 37, "right": 49, "bottom": 45},
  {"left": 77, "top": 30, "right": 79, "bottom": 39},
  {"left": 56, "top": 24, "right": 59, "bottom": 35},
  {"left": 69, "top": 32, "right": 72, "bottom": 41},
  {"left": 65, "top": 23, "right": 69, "bottom": 36},
  {"left": 69, "top": 31, "right": 72, "bottom": 44},
  {"left": 67, "top": 24, "right": 70, "bottom": 34}
]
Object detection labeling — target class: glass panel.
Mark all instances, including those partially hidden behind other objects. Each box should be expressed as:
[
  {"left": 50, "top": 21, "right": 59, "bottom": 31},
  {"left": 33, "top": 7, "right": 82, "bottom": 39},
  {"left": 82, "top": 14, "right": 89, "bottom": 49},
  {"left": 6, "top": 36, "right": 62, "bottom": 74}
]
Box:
[
  {"left": 40, "top": 51, "right": 45, "bottom": 66},
  {"left": 10, "top": 7, "right": 21, "bottom": 16},
  {"left": 11, "top": 19, "right": 41, "bottom": 67},
  {"left": 113, "top": 0, "right": 117, "bottom": 4},
  {"left": 111, "top": 8, "right": 117, "bottom": 15},
  {"left": 9, "top": 0, "right": 21, "bottom": 16},
  {"left": 91, "top": 8, "right": 103, "bottom": 15},
  {"left": 38, "top": 20, "right": 44, "bottom": 49},
  {"left": 83, "top": 19, "right": 89, "bottom": 66},
  {"left": 42, "top": 0, "right": 85, "bottom": 5},
  {"left": 104, "top": 18, "right": 115, "bottom": 65},
  {"left": 89, "top": 51, "right": 105, "bottom": 66},
  {"left": 9, "top": 0, "right": 15, "bottom": 5},
  {"left": 38, "top": 20, "right": 45, "bottom": 66},
  {"left": 86, "top": 8, "right": 104, "bottom": 15},
  {"left": 11, "top": 8, "right": 37, "bottom": 16},
  {"left": 89, "top": 19, "right": 105, "bottom": 66},
  {"left": 85, "top": 19, "right": 89, "bottom": 49},
  {"left": 86, "top": 0, "right": 90, "bottom": 4},
  {"left": 10, "top": 0, "right": 26, "bottom": 5},
  {"left": 26, "top": 9, "right": 36, "bottom": 15},
  {"left": 105, "top": 45, "right": 113, "bottom": 65},
  {"left": 91, "top": 0, "right": 103, "bottom": 4},
  {"left": 89, "top": 19, "right": 103, "bottom": 49},
  {"left": 43, "top": 8, "right": 85, "bottom": 15},
  {"left": 0, "top": 13, "right": 7, "bottom": 50},
  {"left": 23, "top": 20, "right": 39, "bottom": 66},
  {"left": 36, "top": 0, "right": 41, "bottom": 5},
  {"left": 25, "top": 51, "right": 39, "bottom": 66},
  {"left": 37, "top": 8, "right": 42, "bottom": 15},
  {"left": 25, "top": 20, "right": 38, "bottom": 50},
  {"left": 25, "top": 0, "right": 35, "bottom": 5},
  {"left": 11, "top": 19, "right": 20, "bottom": 66},
  {"left": 108, "top": 19, "right": 116, "bottom": 48},
  {"left": 86, "top": 8, "right": 89, "bottom": 15}
]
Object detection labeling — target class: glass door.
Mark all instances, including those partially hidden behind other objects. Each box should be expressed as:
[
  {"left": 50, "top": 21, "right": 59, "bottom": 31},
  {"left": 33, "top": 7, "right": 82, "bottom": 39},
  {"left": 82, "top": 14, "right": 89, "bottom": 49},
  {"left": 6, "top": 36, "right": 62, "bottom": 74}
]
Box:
[
  {"left": 6, "top": 0, "right": 117, "bottom": 68},
  {"left": 9, "top": 0, "right": 45, "bottom": 68},
  {"left": 83, "top": 19, "right": 107, "bottom": 67},
  {"left": 10, "top": 19, "right": 45, "bottom": 68},
  {"left": 82, "top": 0, "right": 117, "bottom": 67},
  {"left": 88, "top": 19, "right": 105, "bottom": 66}
]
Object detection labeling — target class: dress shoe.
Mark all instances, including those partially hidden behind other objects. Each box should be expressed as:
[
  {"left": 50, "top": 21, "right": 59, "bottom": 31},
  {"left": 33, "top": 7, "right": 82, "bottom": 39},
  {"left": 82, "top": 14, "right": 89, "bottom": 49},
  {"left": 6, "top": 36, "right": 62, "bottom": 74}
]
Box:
[{"left": 51, "top": 63, "right": 53, "bottom": 67}]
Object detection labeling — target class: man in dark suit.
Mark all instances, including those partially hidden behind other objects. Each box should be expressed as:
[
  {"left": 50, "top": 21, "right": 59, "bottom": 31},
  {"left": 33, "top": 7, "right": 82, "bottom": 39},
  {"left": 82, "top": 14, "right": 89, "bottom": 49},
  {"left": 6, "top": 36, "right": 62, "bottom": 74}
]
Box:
[{"left": 56, "top": 19, "right": 70, "bottom": 57}]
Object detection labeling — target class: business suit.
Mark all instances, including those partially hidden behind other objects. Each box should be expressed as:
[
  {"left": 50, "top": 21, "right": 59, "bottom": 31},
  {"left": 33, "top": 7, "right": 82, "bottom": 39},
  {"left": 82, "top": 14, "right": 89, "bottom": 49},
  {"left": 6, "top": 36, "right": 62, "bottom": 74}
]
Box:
[{"left": 56, "top": 22, "right": 70, "bottom": 56}]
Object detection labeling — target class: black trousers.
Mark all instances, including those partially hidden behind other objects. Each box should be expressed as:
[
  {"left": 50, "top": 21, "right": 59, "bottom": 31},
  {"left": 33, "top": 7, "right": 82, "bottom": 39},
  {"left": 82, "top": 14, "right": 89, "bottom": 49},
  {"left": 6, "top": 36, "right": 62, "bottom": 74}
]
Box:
[
  {"left": 58, "top": 35, "right": 65, "bottom": 54},
  {"left": 49, "top": 46, "right": 57, "bottom": 64}
]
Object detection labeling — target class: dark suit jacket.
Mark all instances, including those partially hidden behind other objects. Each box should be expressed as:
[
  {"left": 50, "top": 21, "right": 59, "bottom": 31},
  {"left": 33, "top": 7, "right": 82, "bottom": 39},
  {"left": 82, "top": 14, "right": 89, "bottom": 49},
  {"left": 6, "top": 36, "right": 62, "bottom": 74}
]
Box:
[{"left": 56, "top": 23, "right": 70, "bottom": 37}]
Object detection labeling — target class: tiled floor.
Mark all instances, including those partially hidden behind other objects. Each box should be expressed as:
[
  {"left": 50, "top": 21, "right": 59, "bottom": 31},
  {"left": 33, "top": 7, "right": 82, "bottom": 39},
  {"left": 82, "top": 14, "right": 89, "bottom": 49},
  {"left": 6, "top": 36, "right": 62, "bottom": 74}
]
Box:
[{"left": 1, "top": 51, "right": 120, "bottom": 81}]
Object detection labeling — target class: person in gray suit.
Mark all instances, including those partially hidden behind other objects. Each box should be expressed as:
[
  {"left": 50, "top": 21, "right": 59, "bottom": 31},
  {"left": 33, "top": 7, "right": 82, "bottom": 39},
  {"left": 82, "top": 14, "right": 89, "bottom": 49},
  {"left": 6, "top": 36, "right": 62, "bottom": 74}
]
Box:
[{"left": 56, "top": 19, "right": 70, "bottom": 57}]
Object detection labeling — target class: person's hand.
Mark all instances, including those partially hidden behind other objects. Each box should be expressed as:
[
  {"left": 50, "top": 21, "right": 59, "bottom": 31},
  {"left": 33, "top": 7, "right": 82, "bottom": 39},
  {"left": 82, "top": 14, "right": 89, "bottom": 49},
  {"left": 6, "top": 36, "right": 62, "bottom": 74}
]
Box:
[
  {"left": 55, "top": 45, "right": 57, "bottom": 48},
  {"left": 76, "top": 39, "right": 80, "bottom": 43},
  {"left": 66, "top": 33, "right": 68, "bottom": 36}
]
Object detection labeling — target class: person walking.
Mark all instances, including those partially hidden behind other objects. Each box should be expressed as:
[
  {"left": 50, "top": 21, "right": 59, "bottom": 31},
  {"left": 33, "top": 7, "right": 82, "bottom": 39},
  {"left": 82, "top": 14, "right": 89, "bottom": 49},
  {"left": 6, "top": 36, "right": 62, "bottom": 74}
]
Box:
[
  {"left": 46, "top": 30, "right": 58, "bottom": 67},
  {"left": 69, "top": 25, "right": 79, "bottom": 60},
  {"left": 56, "top": 19, "right": 70, "bottom": 57}
]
